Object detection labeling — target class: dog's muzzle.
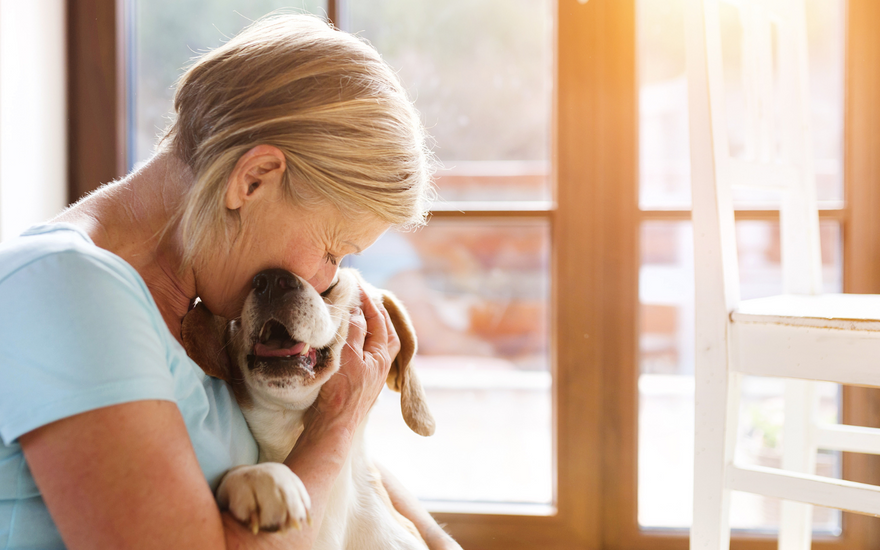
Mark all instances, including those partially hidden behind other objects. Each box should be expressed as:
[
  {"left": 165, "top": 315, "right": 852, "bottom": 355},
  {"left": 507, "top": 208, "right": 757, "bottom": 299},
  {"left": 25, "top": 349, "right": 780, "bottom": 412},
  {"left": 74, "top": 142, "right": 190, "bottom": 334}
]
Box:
[{"left": 246, "top": 269, "right": 330, "bottom": 377}]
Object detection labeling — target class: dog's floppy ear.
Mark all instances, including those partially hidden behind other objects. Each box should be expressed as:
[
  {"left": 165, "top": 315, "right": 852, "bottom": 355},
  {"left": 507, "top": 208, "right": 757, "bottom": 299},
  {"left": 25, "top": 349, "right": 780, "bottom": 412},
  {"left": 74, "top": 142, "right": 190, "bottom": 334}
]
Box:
[
  {"left": 181, "top": 302, "right": 232, "bottom": 383},
  {"left": 381, "top": 290, "right": 435, "bottom": 437}
]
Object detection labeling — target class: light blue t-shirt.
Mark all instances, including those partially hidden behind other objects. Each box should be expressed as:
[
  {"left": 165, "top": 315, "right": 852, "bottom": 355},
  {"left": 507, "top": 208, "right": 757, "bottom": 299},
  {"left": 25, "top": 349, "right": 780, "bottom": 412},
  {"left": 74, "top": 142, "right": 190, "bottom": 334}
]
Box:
[{"left": 0, "top": 223, "right": 258, "bottom": 549}]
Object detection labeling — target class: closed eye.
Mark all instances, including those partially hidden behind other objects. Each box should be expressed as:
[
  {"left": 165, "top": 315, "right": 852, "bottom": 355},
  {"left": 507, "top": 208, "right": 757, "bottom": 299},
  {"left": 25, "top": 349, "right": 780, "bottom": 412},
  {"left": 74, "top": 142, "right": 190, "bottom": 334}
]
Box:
[{"left": 321, "top": 278, "right": 340, "bottom": 298}]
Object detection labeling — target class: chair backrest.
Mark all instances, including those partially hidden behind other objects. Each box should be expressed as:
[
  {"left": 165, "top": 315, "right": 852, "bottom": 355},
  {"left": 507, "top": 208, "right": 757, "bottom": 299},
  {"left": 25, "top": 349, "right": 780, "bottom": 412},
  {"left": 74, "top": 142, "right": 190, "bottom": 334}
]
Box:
[
  {"left": 686, "top": 0, "right": 823, "bottom": 310},
  {"left": 687, "top": 2, "right": 826, "bottom": 548}
]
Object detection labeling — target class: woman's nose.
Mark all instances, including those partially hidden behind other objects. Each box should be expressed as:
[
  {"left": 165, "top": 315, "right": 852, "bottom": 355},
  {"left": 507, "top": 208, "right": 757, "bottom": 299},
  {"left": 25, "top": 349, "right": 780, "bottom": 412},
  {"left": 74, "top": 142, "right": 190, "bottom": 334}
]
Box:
[{"left": 308, "top": 264, "right": 339, "bottom": 294}]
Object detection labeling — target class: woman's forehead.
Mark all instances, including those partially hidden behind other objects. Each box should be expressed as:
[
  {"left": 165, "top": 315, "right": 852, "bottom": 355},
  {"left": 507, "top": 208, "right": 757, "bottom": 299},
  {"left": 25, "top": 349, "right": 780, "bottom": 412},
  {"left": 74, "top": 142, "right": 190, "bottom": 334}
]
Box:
[{"left": 309, "top": 207, "right": 389, "bottom": 249}]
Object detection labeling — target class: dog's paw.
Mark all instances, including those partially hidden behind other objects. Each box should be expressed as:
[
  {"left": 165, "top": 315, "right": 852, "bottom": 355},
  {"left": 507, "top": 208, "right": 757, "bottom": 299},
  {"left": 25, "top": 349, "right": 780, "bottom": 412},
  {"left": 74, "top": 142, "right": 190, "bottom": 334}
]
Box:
[{"left": 216, "top": 463, "right": 312, "bottom": 534}]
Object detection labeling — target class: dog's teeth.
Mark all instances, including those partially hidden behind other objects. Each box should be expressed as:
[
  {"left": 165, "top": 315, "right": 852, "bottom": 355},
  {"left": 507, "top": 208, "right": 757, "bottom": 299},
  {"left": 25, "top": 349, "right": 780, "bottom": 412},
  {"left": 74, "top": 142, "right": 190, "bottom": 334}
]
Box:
[{"left": 301, "top": 344, "right": 310, "bottom": 356}]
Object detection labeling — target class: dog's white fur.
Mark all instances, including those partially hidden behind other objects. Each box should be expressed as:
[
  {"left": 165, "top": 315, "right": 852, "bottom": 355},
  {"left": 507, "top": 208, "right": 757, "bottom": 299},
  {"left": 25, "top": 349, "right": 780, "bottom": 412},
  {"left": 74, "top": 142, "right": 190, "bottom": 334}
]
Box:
[{"left": 182, "top": 268, "right": 434, "bottom": 550}]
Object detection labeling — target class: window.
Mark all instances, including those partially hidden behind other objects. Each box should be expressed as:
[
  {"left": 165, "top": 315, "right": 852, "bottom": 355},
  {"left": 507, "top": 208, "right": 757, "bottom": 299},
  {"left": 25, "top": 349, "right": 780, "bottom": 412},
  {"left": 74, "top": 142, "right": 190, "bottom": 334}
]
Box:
[{"left": 67, "top": 0, "right": 880, "bottom": 547}]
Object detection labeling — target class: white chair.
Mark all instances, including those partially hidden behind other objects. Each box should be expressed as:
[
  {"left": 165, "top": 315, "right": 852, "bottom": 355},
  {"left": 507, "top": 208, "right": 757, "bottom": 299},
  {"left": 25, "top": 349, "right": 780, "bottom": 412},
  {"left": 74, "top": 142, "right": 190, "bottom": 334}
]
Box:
[{"left": 686, "top": 0, "right": 880, "bottom": 549}]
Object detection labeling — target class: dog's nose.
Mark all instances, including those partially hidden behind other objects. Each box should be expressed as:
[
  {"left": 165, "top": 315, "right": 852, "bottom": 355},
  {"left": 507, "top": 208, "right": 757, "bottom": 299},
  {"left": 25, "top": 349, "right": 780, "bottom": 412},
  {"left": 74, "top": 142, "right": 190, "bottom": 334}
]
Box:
[{"left": 252, "top": 269, "right": 302, "bottom": 301}]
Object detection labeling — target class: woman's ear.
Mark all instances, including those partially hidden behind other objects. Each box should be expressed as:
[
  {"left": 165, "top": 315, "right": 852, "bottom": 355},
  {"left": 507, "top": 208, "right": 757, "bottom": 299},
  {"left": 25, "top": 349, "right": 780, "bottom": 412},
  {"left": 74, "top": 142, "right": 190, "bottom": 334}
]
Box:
[{"left": 225, "top": 144, "right": 287, "bottom": 211}]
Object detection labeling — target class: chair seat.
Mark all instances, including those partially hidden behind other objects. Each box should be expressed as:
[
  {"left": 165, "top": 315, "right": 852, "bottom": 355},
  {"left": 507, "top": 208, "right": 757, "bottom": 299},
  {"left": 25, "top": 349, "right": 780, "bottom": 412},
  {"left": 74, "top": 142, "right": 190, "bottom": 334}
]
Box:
[
  {"left": 729, "top": 293, "right": 880, "bottom": 387},
  {"left": 732, "top": 293, "right": 880, "bottom": 331}
]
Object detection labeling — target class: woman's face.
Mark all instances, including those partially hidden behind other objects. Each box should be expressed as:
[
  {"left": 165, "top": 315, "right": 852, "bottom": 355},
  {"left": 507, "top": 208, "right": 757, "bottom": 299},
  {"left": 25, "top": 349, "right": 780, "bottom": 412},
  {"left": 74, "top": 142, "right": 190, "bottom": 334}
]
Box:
[{"left": 198, "top": 188, "right": 390, "bottom": 320}]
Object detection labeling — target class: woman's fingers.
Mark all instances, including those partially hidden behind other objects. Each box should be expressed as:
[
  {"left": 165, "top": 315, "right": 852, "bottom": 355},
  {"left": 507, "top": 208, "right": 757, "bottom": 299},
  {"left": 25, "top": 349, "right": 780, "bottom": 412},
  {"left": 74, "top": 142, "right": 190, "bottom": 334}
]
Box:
[
  {"left": 337, "top": 288, "right": 402, "bottom": 387},
  {"left": 359, "top": 289, "right": 388, "bottom": 354},
  {"left": 359, "top": 289, "right": 401, "bottom": 358},
  {"left": 381, "top": 305, "right": 402, "bottom": 360},
  {"left": 308, "top": 287, "right": 405, "bottom": 430},
  {"left": 344, "top": 305, "right": 366, "bottom": 357}
]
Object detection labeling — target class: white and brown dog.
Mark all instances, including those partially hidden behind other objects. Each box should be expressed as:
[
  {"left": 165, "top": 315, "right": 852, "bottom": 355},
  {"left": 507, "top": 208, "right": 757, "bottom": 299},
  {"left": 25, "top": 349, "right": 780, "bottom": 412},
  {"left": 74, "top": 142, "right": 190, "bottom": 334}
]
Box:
[{"left": 181, "top": 267, "right": 435, "bottom": 550}]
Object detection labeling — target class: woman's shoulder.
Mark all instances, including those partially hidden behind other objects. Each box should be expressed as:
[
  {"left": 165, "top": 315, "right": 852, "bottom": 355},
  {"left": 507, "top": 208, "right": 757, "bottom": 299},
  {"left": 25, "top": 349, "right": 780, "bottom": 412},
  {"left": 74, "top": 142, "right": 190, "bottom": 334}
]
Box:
[
  {"left": 0, "top": 224, "right": 258, "bottom": 482},
  {"left": 0, "top": 222, "right": 150, "bottom": 302},
  {"left": 0, "top": 224, "right": 176, "bottom": 445},
  {"left": 0, "top": 222, "right": 167, "bottom": 365}
]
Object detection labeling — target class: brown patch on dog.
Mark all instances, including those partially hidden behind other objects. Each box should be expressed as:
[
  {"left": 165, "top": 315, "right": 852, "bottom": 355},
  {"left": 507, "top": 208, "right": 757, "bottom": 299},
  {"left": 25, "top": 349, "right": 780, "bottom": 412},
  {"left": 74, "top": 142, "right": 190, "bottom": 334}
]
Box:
[
  {"left": 380, "top": 290, "right": 435, "bottom": 437},
  {"left": 181, "top": 302, "right": 251, "bottom": 407}
]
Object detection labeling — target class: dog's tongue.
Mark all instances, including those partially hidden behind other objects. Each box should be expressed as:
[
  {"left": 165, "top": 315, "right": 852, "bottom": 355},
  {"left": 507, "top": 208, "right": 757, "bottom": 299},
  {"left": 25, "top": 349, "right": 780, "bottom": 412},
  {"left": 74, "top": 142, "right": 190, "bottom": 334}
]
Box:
[{"left": 254, "top": 340, "right": 307, "bottom": 358}]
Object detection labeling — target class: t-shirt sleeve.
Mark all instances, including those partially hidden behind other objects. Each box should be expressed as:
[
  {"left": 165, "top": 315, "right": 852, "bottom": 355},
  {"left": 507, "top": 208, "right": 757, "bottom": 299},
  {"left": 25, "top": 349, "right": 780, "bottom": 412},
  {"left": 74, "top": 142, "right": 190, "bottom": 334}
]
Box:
[{"left": 0, "top": 250, "right": 177, "bottom": 444}]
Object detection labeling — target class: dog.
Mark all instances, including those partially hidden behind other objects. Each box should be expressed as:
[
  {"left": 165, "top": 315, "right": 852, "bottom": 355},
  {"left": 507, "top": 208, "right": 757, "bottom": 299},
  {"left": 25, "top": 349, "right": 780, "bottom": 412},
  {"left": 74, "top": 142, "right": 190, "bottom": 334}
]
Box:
[{"left": 181, "top": 267, "right": 435, "bottom": 549}]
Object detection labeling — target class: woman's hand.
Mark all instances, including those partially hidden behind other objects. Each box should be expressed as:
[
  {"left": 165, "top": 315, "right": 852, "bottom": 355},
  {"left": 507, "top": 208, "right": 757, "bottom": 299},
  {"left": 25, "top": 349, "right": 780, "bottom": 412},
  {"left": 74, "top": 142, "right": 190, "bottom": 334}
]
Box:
[{"left": 303, "top": 288, "right": 400, "bottom": 436}]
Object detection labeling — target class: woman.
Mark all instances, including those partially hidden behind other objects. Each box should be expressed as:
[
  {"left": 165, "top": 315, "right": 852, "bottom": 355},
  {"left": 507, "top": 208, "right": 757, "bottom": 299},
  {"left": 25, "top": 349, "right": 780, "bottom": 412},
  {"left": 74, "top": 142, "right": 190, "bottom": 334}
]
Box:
[{"left": 0, "top": 14, "right": 457, "bottom": 549}]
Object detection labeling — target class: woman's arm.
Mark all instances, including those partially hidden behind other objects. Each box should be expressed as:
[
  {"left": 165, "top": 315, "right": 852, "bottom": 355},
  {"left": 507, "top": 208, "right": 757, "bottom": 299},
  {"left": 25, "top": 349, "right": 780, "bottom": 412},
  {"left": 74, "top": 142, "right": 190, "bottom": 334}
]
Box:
[
  {"left": 21, "top": 398, "right": 322, "bottom": 550},
  {"left": 20, "top": 399, "right": 230, "bottom": 549},
  {"left": 21, "top": 290, "right": 396, "bottom": 550}
]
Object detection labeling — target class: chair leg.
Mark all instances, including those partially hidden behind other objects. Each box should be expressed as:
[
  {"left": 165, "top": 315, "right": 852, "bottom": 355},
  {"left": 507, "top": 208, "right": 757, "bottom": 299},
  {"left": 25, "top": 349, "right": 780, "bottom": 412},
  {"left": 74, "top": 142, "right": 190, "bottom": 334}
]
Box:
[
  {"left": 692, "top": 371, "right": 742, "bottom": 550},
  {"left": 778, "top": 379, "right": 817, "bottom": 550},
  {"left": 779, "top": 500, "right": 813, "bottom": 550}
]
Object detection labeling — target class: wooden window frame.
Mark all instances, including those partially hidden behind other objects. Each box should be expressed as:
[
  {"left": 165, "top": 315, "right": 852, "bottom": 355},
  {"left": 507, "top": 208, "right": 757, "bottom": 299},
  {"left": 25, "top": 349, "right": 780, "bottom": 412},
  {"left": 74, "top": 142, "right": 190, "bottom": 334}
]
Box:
[
  {"left": 67, "top": 0, "right": 128, "bottom": 202},
  {"left": 67, "top": 0, "right": 880, "bottom": 548}
]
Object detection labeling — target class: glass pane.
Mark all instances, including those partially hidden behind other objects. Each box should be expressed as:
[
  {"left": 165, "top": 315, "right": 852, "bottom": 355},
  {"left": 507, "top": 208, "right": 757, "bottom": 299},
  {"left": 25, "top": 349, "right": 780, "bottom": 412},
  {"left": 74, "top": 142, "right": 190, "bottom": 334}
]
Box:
[
  {"left": 638, "top": 219, "right": 842, "bottom": 530},
  {"left": 347, "top": 220, "right": 552, "bottom": 504},
  {"left": 637, "top": 0, "right": 690, "bottom": 209},
  {"left": 637, "top": 0, "right": 845, "bottom": 210},
  {"left": 348, "top": 0, "right": 553, "bottom": 202},
  {"left": 130, "top": 0, "right": 327, "bottom": 167}
]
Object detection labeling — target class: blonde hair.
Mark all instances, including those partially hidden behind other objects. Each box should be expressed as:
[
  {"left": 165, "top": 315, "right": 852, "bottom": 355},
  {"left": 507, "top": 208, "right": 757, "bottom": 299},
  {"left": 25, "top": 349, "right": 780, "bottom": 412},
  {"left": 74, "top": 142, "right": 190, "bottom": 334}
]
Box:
[{"left": 165, "top": 14, "right": 435, "bottom": 269}]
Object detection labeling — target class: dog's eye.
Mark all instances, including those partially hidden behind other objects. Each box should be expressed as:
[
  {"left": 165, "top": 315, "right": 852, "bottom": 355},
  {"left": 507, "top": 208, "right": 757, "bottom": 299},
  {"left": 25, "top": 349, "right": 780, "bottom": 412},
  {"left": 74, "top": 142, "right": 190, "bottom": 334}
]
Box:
[{"left": 321, "top": 279, "right": 340, "bottom": 298}]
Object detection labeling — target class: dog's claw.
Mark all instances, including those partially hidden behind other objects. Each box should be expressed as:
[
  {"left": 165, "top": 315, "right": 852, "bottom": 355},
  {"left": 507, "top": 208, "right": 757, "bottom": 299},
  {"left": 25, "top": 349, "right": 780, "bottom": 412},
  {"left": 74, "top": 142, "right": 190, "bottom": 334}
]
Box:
[
  {"left": 218, "top": 463, "right": 311, "bottom": 538},
  {"left": 250, "top": 511, "right": 260, "bottom": 535},
  {"left": 307, "top": 510, "right": 313, "bottom": 527}
]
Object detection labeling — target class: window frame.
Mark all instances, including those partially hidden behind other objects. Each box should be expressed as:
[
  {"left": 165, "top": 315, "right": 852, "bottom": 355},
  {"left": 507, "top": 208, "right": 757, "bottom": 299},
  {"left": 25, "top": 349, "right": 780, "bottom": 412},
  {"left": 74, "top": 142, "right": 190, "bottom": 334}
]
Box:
[
  {"left": 67, "top": 0, "right": 128, "bottom": 203},
  {"left": 66, "top": 0, "right": 880, "bottom": 548}
]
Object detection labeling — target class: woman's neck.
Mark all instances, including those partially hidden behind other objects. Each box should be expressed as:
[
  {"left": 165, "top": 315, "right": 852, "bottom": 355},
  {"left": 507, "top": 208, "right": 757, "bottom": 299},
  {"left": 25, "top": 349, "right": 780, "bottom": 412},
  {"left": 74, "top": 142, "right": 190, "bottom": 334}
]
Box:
[{"left": 53, "top": 149, "right": 197, "bottom": 342}]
